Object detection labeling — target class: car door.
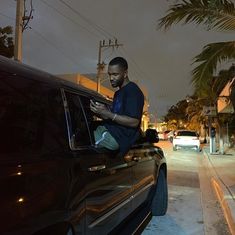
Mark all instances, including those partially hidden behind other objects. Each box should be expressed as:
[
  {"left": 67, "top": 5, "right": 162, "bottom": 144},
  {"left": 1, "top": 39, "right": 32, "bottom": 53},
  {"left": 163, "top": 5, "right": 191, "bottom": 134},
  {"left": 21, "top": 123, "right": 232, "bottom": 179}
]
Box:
[
  {"left": 0, "top": 74, "right": 85, "bottom": 235},
  {"left": 130, "top": 144, "right": 157, "bottom": 211},
  {"left": 63, "top": 91, "right": 133, "bottom": 235}
]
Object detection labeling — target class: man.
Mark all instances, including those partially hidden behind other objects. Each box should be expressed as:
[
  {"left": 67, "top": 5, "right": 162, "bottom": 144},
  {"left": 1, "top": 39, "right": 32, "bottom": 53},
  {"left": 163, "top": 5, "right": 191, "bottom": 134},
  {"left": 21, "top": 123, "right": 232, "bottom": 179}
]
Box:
[{"left": 90, "top": 57, "right": 144, "bottom": 155}]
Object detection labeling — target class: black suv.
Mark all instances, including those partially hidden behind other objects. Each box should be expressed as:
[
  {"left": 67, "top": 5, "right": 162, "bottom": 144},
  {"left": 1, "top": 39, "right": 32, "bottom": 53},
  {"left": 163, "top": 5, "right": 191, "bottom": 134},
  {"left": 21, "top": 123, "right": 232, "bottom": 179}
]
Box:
[{"left": 0, "top": 55, "right": 167, "bottom": 235}]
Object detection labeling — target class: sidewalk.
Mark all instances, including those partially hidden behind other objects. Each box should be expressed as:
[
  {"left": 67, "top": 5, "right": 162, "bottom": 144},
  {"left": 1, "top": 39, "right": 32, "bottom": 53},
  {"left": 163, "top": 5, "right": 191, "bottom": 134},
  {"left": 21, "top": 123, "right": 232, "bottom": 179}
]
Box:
[{"left": 203, "top": 145, "right": 235, "bottom": 235}]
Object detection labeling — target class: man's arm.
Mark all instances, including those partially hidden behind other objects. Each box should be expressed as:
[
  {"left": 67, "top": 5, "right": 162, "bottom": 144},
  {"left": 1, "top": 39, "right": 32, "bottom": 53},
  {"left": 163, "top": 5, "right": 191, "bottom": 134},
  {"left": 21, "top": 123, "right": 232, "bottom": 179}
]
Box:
[
  {"left": 90, "top": 100, "right": 139, "bottom": 127},
  {"left": 109, "top": 113, "right": 139, "bottom": 127}
]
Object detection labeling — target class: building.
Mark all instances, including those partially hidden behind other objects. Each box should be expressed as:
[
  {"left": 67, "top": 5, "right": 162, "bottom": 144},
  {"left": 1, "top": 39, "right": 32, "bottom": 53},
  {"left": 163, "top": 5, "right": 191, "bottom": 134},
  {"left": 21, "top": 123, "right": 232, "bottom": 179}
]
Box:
[
  {"left": 58, "top": 73, "right": 114, "bottom": 99},
  {"left": 217, "top": 77, "right": 235, "bottom": 114}
]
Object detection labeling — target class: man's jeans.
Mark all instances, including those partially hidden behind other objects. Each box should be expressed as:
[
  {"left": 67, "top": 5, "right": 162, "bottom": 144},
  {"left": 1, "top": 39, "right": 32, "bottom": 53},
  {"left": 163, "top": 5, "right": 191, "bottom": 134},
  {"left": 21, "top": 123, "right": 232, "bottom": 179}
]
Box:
[{"left": 94, "top": 126, "right": 119, "bottom": 150}]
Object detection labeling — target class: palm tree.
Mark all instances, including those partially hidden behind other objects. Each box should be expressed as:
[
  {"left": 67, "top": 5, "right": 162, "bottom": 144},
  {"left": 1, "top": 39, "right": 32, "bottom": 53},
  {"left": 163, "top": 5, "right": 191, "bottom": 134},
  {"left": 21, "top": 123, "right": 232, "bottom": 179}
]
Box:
[{"left": 158, "top": 0, "right": 235, "bottom": 90}]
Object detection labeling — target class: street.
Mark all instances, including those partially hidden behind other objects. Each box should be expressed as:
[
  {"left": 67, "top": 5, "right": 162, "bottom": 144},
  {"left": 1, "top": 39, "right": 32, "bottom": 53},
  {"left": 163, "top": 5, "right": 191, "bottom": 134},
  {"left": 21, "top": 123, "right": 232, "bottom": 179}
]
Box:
[{"left": 142, "top": 141, "right": 230, "bottom": 235}]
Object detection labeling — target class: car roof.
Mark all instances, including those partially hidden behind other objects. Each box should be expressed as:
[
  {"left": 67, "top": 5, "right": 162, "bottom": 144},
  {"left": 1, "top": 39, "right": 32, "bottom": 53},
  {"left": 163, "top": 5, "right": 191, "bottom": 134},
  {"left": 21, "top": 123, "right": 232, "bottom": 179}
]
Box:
[{"left": 0, "top": 55, "right": 111, "bottom": 104}]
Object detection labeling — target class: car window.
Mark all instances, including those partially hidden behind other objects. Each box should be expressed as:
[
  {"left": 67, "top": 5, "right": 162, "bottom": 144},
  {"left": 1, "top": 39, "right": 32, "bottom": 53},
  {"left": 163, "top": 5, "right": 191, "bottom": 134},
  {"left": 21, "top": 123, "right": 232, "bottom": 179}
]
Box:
[
  {"left": 177, "top": 131, "right": 197, "bottom": 137},
  {"left": 79, "top": 96, "right": 111, "bottom": 144},
  {"left": 0, "top": 71, "right": 66, "bottom": 154},
  {"left": 64, "top": 91, "right": 91, "bottom": 149}
]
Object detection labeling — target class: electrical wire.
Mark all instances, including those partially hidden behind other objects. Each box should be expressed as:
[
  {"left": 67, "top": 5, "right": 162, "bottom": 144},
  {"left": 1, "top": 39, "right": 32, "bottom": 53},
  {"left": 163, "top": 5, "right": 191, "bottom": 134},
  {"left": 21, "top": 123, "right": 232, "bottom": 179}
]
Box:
[
  {"left": 118, "top": 48, "right": 144, "bottom": 82},
  {"left": 39, "top": 0, "right": 101, "bottom": 39},
  {"left": 58, "top": 0, "right": 115, "bottom": 39},
  {"left": 1, "top": 1, "right": 147, "bottom": 79},
  {"left": 0, "top": 11, "right": 89, "bottom": 71},
  {"left": 121, "top": 47, "right": 153, "bottom": 81},
  {"left": 22, "top": 0, "right": 34, "bottom": 32},
  {"left": 29, "top": 28, "right": 90, "bottom": 72},
  {"left": 0, "top": 12, "right": 15, "bottom": 20},
  {"left": 1, "top": 4, "right": 147, "bottom": 82}
]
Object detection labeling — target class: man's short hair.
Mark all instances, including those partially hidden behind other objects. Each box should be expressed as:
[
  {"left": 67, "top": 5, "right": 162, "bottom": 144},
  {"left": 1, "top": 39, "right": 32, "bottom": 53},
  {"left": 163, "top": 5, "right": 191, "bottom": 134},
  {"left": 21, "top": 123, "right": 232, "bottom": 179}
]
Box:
[{"left": 109, "top": 57, "right": 128, "bottom": 70}]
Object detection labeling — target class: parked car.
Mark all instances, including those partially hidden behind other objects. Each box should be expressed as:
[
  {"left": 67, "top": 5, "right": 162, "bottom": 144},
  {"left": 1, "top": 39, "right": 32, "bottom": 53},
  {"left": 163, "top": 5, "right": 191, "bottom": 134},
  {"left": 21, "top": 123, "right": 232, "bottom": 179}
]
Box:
[
  {"left": 172, "top": 130, "right": 201, "bottom": 152},
  {"left": 157, "top": 132, "right": 165, "bottom": 140},
  {"left": 0, "top": 55, "right": 168, "bottom": 235},
  {"left": 167, "top": 130, "right": 175, "bottom": 143},
  {"left": 157, "top": 131, "right": 169, "bottom": 140}
]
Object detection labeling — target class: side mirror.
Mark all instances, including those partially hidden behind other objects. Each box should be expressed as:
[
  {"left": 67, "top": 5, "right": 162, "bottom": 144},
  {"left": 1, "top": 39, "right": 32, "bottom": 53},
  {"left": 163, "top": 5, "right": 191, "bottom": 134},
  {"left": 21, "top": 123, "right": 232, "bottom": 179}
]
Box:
[{"left": 145, "top": 129, "right": 159, "bottom": 143}]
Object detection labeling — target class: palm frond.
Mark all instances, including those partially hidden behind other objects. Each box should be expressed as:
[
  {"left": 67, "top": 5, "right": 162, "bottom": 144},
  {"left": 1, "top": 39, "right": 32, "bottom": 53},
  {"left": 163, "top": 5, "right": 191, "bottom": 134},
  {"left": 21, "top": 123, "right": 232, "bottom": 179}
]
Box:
[
  {"left": 192, "top": 41, "right": 235, "bottom": 91},
  {"left": 158, "top": 0, "right": 235, "bottom": 31}
]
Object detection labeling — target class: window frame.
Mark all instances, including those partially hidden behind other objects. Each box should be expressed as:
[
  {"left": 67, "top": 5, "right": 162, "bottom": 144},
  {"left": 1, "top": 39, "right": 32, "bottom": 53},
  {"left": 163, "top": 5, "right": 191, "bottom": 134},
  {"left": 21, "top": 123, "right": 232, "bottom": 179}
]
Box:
[{"left": 61, "top": 88, "right": 92, "bottom": 150}]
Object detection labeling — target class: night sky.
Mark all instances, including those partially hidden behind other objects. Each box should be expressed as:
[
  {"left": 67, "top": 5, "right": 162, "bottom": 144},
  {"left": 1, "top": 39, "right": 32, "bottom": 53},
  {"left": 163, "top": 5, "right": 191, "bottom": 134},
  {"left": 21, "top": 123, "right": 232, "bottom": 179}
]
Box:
[{"left": 0, "top": 0, "right": 234, "bottom": 119}]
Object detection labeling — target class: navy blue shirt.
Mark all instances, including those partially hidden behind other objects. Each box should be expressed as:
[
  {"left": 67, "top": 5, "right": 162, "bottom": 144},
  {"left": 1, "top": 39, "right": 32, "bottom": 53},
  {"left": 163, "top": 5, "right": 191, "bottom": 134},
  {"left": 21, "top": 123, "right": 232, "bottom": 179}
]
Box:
[{"left": 104, "top": 82, "right": 144, "bottom": 154}]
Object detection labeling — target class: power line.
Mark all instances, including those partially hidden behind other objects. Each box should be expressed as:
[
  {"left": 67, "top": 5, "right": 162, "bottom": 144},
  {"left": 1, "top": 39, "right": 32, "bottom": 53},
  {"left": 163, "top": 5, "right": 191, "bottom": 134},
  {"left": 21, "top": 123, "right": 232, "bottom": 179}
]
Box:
[
  {"left": 29, "top": 28, "right": 89, "bottom": 71},
  {"left": 117, "top": 48, "right": 144, "bottom": 82},
  {"left": 0, "top": 11, "right": 90, "bottom": 71},
  {"left": 0, "top": 12, "right": 15, "bottom": 20},
  {"left": 120, "top": 47, "right": 152, "bottom": 82},
  {"left": 1, "top": 5, "right": 144, "bottom": 80},
  {"left": 22, "top": 0, "right": 34, "bottom": 31},
  {"left": 39, "top": 0, "right": 101, "bottom": 39},
  {"left": 58, "top": 0, "right": 115, "bottom": 39}
]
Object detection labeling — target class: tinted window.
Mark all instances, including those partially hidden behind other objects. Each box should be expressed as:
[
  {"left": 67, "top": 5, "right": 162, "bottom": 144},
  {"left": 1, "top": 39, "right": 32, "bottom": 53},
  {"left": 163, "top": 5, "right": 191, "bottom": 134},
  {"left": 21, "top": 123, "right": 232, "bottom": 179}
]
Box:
[
  {"left": 0, "top": 71, "right": 66, "bottom": 154},
  {"left": 64, "top": 92, "right": 91, "bottom": 148},
  {"left": 79, "top": 96, "right": 109, "bottom": 143},
  {"left": 177, "top": 131, "right": 197, "bottom": 137}
]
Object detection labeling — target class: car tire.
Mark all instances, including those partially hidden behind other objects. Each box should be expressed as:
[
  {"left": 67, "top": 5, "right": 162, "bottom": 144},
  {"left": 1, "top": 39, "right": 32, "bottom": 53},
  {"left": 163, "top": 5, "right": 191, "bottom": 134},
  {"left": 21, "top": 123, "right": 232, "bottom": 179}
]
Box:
[
  {"left": 151, "top": 170, "right": 168, "bottom": 216},
  {"left": 173, "top": 146, "right": 177, "bottom": 151}
]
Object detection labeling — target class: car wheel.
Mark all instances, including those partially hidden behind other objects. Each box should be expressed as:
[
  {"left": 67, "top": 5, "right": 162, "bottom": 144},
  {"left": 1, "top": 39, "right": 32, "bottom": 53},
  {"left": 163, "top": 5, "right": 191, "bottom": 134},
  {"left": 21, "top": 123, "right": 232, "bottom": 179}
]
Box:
[
  {"left": 173, "top": 146, "right": 177, "bottom": 151},
  {"left": 151, "top": 170, "right": 168, "bottom": 216}
]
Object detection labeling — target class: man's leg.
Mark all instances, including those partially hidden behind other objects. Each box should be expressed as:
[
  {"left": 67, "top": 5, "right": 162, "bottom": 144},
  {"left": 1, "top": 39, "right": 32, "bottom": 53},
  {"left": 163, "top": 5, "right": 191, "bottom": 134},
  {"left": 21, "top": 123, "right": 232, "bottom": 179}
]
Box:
[{"left": 94, "top": 126, "right": 119, "bottom": 150}]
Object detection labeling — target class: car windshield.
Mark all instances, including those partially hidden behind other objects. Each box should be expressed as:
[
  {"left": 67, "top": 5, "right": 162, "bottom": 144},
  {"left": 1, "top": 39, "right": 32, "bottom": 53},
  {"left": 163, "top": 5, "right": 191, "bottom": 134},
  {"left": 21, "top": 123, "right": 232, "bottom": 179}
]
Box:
[{"left": 177, "top": 131, "right": 197, "bottom": 137}]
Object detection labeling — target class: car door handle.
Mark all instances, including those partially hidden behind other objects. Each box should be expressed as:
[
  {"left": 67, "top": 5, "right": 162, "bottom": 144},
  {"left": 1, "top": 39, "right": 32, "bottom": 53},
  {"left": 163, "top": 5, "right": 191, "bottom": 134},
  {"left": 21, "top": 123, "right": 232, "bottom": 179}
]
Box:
[
  {"left": 132, "top": 156, "right": 141, "bottom": 162},
  {"left": 88, "top": 165, "right": 106, "bottom": 172}
]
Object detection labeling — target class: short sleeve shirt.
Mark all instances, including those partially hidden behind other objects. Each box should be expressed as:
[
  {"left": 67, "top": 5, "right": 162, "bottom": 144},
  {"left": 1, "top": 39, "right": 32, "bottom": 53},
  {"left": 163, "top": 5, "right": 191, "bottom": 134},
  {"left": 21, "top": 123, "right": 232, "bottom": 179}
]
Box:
[{"left": 104, "top": 82, "right": 144, "bottom": 154}]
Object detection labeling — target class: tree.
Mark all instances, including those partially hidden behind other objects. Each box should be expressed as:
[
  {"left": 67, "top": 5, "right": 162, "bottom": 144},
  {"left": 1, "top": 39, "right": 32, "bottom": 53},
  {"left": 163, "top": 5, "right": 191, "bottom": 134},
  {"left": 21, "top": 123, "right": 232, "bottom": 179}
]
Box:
[
  {"left": 158, "top": 0, "right": 235, "bottom": 90},
  {"left": 0, "top": 26, "right": 14, "bottom": 58},
  {"left": 164, "top": 99, "right": 189, "bottom": 129}
]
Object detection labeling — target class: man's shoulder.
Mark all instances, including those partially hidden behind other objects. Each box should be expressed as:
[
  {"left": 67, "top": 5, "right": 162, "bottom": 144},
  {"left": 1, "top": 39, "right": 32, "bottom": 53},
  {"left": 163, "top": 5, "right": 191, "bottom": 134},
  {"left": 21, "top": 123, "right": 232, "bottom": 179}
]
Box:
[{"left": 127, "top": 82, "right": 143, "bottom": 94}]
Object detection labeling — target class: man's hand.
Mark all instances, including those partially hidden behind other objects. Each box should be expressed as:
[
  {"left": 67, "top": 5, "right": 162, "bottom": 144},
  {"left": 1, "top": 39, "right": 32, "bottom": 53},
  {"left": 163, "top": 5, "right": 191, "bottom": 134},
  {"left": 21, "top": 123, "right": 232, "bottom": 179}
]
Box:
[
  {"left": 90, "top": 100, "right": 110, "bottom": 119},
  {"left": 90, "top": 100, "right": 139, "bottom": 127}
]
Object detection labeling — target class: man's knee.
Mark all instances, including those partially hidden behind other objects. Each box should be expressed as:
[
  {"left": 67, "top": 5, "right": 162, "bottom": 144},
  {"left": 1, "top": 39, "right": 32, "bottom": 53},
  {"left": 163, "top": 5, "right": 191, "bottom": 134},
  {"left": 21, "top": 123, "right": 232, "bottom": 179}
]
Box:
[{"left": 94, "top": 126, "right": 119, "bottom": 150}]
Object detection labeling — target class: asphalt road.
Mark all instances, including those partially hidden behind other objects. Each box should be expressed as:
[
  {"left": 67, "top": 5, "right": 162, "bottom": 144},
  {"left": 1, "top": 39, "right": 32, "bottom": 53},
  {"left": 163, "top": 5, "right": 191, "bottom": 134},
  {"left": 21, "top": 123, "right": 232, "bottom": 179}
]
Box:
[{"left": 142, "top": 141, "right": 230, "bottom": 235}]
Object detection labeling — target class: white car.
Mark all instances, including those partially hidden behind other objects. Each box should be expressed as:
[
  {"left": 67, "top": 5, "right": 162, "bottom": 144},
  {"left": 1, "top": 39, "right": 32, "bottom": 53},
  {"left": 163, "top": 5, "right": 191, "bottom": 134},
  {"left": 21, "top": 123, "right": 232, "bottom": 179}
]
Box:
[{"left": 173, "top": 130, "right": 201, "bottom": 152}]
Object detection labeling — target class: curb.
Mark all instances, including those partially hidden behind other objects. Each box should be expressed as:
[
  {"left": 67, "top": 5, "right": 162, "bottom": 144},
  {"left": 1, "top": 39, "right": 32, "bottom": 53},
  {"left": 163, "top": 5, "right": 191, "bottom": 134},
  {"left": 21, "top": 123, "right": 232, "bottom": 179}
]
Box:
[{"left": 202, "top": 148, "right": 235, "bottom": 235}]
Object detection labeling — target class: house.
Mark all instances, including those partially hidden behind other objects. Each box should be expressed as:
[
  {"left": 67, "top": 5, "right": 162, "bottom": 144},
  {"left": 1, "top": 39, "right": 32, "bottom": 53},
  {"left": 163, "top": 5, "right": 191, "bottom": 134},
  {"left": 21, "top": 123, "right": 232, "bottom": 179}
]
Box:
[{"left": 217, "top": 77, "right": 235, "bottom": 114}]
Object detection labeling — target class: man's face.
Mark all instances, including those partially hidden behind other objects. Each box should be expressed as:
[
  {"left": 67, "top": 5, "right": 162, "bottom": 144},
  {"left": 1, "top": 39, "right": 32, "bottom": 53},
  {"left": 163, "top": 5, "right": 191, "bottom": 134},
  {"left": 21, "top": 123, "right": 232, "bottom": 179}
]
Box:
[{"left": 108, "top": 64, "right": 127, "bottom": 88}]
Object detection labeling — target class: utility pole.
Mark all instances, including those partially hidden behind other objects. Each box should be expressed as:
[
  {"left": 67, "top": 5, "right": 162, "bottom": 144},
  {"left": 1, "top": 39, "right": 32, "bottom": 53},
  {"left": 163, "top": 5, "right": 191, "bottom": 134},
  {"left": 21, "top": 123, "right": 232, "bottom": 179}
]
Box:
[
  {"left": 14, "top": 0, "right": 24, "bottom": 62},
  {"left": 96, "top": 39, "right": 123, "bottom": 93}
]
